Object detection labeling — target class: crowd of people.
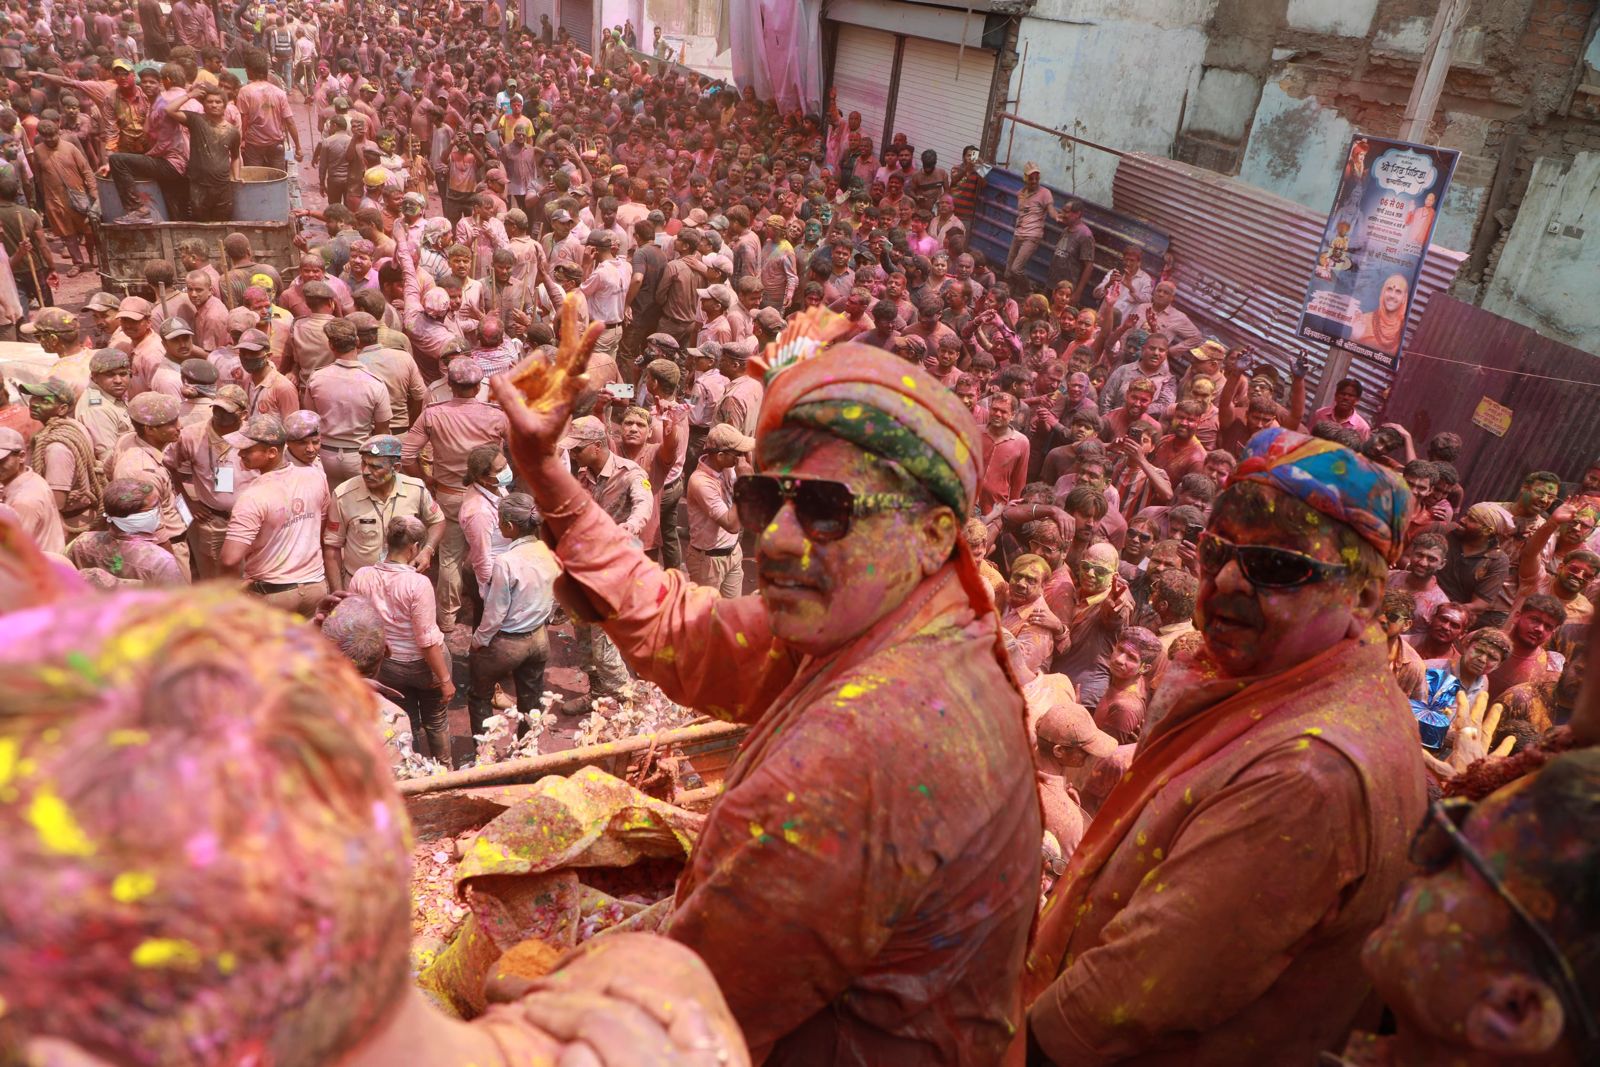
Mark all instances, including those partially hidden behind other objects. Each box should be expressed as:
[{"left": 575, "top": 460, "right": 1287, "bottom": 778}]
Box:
[{"left": 0, "top": 1, "right": 1597, "bottom": 1066}]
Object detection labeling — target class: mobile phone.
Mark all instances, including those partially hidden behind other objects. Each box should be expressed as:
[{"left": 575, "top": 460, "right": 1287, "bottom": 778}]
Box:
[
  {"left": 604, "top": 381, "right": 634, "bottom": 400},
  {"left": 1183, "top": 523, "right": 1204, "bottom": 544}
]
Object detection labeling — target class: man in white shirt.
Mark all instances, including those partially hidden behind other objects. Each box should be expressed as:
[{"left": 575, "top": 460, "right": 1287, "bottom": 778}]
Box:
[
  {"left": 579, "top": 229, "right": 630, "bottom": 389},
  {"left": 468, "top": 492, "right": 561, "bottom": 741}
]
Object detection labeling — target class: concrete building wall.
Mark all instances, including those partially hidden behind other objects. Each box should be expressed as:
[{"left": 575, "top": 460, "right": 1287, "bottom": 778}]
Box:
[
  {"left": 1000, "top": 0, "right": 1600, "bottom": 351},
  {"left": 1001, "top": 1, "right": 1215, "bottom": 204},
  {"left": 1482, "top": 152, "right": 1600, "bottom": 351}
]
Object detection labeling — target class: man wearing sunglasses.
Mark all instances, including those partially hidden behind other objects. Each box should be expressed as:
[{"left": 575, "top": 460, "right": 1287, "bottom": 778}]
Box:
[
  {"left": 1025, "top": 428, "right": 1429, "bottom": 1065},
  {"left": 1349, "top": 749, "right": 1600, "bottom": 1066},
  {"left": 492, "top": 335, "right": 1039, "bottom": 1066}
]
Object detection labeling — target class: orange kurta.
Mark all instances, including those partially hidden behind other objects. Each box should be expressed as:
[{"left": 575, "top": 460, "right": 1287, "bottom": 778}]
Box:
[
  {"left": 551, "top": 494, "right": 1042, "bottom": 1066},
  {"left": 1024, "top": 634, "right": 1428, "bottom": 1065}
]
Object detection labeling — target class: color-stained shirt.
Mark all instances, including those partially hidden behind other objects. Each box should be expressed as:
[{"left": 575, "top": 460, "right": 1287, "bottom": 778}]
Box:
[
  {"left": 306, "top": 360, "right": 392, "bottom": 446},
  {"left": 348, "top": 560, "right": 442, "bottom": 662},
  {"left": 473, "top": 534, "right": 560, "bottom": 645},
  {"left": 166, "top": 420, "right": 257, "bottom": 516},
  {"left": 1026, "top": 637, "right": 1428, "bottom": 1066},
  {"left": 66, "top": 530, "right": 187, "bottom": 585},
  {"left": 548, "top": 494, "right": 1039, "bottom": 1064},
  {"left": 236, "top": 79, "right": 294, "bottom": 148},
  {"left": 686, "top": 457, "right": 739, "bottom": 552},
  {"left": 110, "top": 433, "right": 187, "bottom": 544},
  {"left": 3, "top": 468, "right": 65, "bottom": 553},
  {"left": 324, "top": 473, "right": 443, "bottom": 576},
  {"left": 459, "top": 482, "right": 513, "bottom": 592},
  {"left": 401, "top": 398, "right": 509, "bottom": 489},
  {"left": 579, "top": 451, "right": 651, "bottom": 537},
  {"left": 224, "top": 463, "right": 329, "bottom": 583},
  {"left": 979, "top": 426, "right": 1029, "bottom": 512}
]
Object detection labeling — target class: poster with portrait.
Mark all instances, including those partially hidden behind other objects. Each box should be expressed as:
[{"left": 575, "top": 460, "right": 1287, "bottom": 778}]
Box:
[{"left": 1296, "top": 136, "right": 1458, "bottom": 370}]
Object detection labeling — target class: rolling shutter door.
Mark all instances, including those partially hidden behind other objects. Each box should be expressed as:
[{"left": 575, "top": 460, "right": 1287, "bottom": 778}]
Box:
[
  {"left": 892, "top": 36, "right": 995, "bottom": 172},
  {"left": 560, "top": 0, "right": 593, "bottom": 52},
  {"left": 831, "top": 24, "right": 896, "bottom": 155}
]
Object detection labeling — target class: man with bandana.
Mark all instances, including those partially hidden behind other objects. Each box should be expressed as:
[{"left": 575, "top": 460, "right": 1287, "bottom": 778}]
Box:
[
  {"left": 1023, "top": 429, "right": 1429, "bottom": 1065},
  {"left": 65, "top": 476, "right": 188, "bottom": 586},
  {"left": 491, "top": 313, "right": 1039, "bottom": 1064}
]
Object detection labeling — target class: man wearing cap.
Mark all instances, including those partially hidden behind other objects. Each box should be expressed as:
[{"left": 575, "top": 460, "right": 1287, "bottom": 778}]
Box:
[
  {"left": 695, "top": 283, "right": 734, "bottom": 349},
  {"left": 21, "top": 309, "right": 91, "bottom": 395},
  {"left": 684, "top": 422, "right": 751, "bottom": 597},
  {"left": 579, "top": 229, "right": 630, "bottom": 388},
  {"left": 75, "top": 349, "right": 133, "bottom": 466},
  {"left": 111, "top": 392, "right": 189, "bottom": 571},
  {"left": 351, "top": 311, "right": 426, "bottom": 435},
  {"left": 0, "top": 425, "right": 66, "bottom": 553},
  {"left": 306, "top": 319, "right": 393, "bottom": 485},
  {"left": 283, "top": 280, "right": 341, "bottom": 391},
  {"left": 166, "top": 383, "right": 253, "bottom": 578},
  {"left": 402, "top": 356, "right": 508, "bottom": 628},
  {"left": 282, "top": 411, "right": 324, "bottom": 473},
  {"left": 685, "top": 341, "right": 728, "bottom": 463},
  {"left": 712, "top": 341, "right": 762, "bottom": 439},
  {"left": 492, "top": 334, "right": 1039, "bottom": 1063},
  {"left": 425, "top": 338, "right": 490, "bottom": 407},
  {"left": 1033, "top": 695, "right": 1114, "bottom": 853},
  {"left": 82, "top": 291, "right": 124, "bottom": 348},
  {"left": 1024, "top": 429, "right": 1429, "bottom": 1064},
  {"left": 21, "top": 377, "right": 103, "bottom": 538},
  {"left": 64, "top": 476, "right": 189, "bottom": 586},
  {"left": 559, "top": 412, "right": 650, "bottom": 698},
  {"left": 115, "top": 297, "right": 164, "bottom": 396},
  {"left": 323, "top": 434, "right": 444, "bottom": 588},
  {"left": 1006, "top": 162, "right": 1053, "bottom": 284},
  {"left": 146, "top": 317, "right": 196, "bottom": 399},
  {"left": 221, "top": 413, "right": 331, "bottom": 615},
  {"left": 234, "top": 328, "right": 294, "bottom": 419},
  {"left": 176, "top": 357, "right": 222, "bottom": 428}
]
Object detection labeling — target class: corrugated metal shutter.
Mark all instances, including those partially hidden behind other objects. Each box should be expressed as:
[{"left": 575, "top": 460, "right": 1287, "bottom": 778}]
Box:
[
  {"left": 1111, "top": 153, "right": 1467, "bottom": 418},
  {"left": 831, "top": 23, "right": 896, "bottom": 155},
  {"left": 893, "top": 36, "right": 995, "bottom": 173},
  {"left": 560, "top": 0, "right": 593, "bottom": 52}
]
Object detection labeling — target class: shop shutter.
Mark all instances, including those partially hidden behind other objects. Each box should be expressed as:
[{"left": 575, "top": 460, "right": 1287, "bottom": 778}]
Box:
[
  {"left": 560, "top": 0, "right": 593, "bottom": 52},
  {"left": 831, "top": 23, "right": 896, "bottom": 155},
  {"left": 891, "top": 35, "right": 995, "bottom": 173}
]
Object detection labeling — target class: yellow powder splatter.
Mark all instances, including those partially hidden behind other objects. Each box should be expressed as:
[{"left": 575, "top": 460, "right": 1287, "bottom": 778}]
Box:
[
  {"left": 1304, "top": 727, "right": 1323, "bottom": 736},
  {"left": 111, "top": 871, "right": 158, "bottom": 903},
  {"left": 217, "top": 951, "right": 238, "bottom": 975},
  {"left": 748, "top": 822, "right": 766, "bottom": 840},
  {"left": 29, "top": 788, "right": 95, "bottom": 856},
  {"left": 131, "top": 938, "right": 202, "bottom": 969},
  {"left": 734, "top": 631, "right": 749, "bottom": 648},
  {"left": 0, "top": 738, "right": 16, "bottom": 788},
  {"left": 900, "top": 375, "right": 917, "bottom": 390},
  {"left": 842, "top": 403, "right": 863, "bottom": 419},
  {"left": 839, "top": 683, "right": 869, "bottom": 699},
  {"left": 108, "top": 729, "right": 151, "bottom": 747}
]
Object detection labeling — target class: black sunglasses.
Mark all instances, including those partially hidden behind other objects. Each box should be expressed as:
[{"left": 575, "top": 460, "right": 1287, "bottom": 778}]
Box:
[
  {"left": 1411, "top": 799, "right": 1600, "bottom": 1057},
  {"left": 1197, "top": 532, "right": 1349, "bottom": 589},
  {"left": 733, "top": 474, "right": 920, "bottom": 543}
]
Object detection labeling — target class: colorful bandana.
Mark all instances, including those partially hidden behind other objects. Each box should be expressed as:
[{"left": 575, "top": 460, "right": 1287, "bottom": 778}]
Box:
[
  {"left": 756, "top": 340, "right": 981, "bottom": 516},
  {"left": 1231, "top": 427, "right": 1414, "bottom": 565}
]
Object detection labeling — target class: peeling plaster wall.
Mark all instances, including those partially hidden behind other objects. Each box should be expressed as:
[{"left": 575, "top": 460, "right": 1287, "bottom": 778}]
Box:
[
  {"left": 1002, "top": 1, "right": 1216, "bottom": 204},
  {"left": 998, "top": 0, "right": 1598, "bottom": 344}
]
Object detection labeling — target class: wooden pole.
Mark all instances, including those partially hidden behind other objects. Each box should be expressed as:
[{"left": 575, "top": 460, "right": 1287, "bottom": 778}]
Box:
[
  {"left": 1399, "top": 0, "right": 1468, "bottom": 143},
  {"left": 396, "top": 720, "right": 747, "bottom": 796},
  {"left": 218, "top": 239, "right": 232, "bottom": 308}
]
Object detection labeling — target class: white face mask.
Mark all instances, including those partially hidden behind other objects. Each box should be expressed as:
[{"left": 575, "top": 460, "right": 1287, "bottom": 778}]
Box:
[
  {"left": 495, "top": 465, "right": 514, "bottom": 488},
  {"left": 109, "top": 507, "right": 161, "bottom": 534}
]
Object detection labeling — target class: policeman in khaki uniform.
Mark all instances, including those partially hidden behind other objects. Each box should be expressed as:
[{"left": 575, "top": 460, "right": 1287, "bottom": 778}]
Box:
[{"left": 322, "top": 434, "right": 445, "bottom": 590}]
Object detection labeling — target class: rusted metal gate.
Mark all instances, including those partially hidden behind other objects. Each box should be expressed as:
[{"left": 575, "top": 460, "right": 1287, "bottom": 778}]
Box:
[
  {"left": 1111, "top": 153, "right": 1467, "bottom": 418},
  {"left": 1382, "top": 295, "right": 1600, "bottom": 502}
]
